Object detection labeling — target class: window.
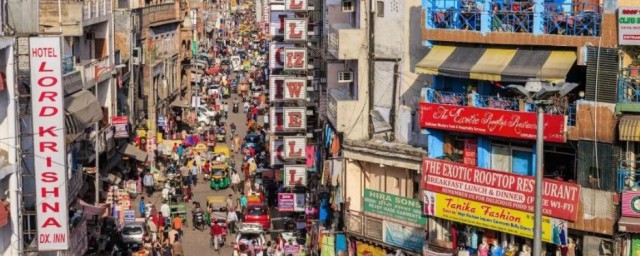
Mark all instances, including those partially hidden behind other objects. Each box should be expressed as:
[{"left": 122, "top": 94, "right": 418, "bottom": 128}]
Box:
[
  {"left": 429, "top": 218, "right": 451, "bottom": 242},
  {"left": 377, "top": 1, "right": 384, "bottom": 17}
]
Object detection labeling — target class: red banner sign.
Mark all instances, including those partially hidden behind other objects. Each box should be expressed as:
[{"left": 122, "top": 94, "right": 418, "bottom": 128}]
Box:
[
  {"left": 419, "top": 102, "right": 566, "bottom": 143},
  {"left": 421, "top": 158, "right": 581, "bottom": 221}
]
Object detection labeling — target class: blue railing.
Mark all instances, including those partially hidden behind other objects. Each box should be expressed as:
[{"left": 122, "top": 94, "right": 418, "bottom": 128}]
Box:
[
  {"left": 425, "top": 0, "right": 601, "bottom": 36},
  {"left": 617, "top": 160, "right": 640, "bottom": 193},
  {"left": 62, "top": 56, "right": 75, "bottom": 75},
  {"left": 425, "top": 88, "right": 576, "bottom": 126},
  {"left": 619, "top": 67, "right": 640, "bottom": 103}
]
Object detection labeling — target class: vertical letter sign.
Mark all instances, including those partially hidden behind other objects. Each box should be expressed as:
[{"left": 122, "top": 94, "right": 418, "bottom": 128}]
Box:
[
  {"left": 283, "top": 107, "right": 307, "bottom": 130},
  {"left": 284, "top": 18, "right": 308, "bottom": 41},
  {"left": 284, "top": 165, "right": 308, "bottom": 187},
  {"left": 30, "top": 36, "right": 69, "bottom": 251},
  {"left": 283, "top": 78, "right": 307, "bottom": 100},
  {"left": 284, "top": 48, "right": 307, "bottom": 70},
  {"left": 269, "top": 43, "right": 294, "bottom": 69},
  {"left": 283, "top": 136, "right": 306, "bottom": 159},
  {"left": 285, "top": 0, "right": 307, "bottom": 11}
]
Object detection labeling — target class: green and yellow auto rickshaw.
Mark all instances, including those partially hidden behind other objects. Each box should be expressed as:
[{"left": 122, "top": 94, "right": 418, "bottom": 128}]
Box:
[
  {"left": 209, "top": 162, "right": 231, "bottom": 190},
  {"left": 170, "top": 203, "right": 188, "bottom": 227}
]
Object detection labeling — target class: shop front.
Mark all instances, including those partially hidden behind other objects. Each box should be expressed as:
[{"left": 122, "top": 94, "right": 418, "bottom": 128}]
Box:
[{"left": 620, "top": 192, "right": 640, "bottom": 256}]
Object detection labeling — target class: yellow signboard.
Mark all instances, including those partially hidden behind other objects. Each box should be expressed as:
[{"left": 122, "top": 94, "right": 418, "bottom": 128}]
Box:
[
  {"left": 355, "top": 242, "right": 386, "bottom": 256},
  {"left": 424, "top": 192, "right": 567, "bottom": 244},
  {"left": 194, "top": 143, "right": 208, "bottom": 153}
]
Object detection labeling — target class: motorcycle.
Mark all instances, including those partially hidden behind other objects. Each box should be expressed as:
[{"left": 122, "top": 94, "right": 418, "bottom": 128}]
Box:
[{"left": 193, "top": 211, "right": 206, "bottom": 231}]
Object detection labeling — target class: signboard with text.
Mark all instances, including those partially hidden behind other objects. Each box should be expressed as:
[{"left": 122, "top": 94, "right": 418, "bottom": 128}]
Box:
[
  {"left": 269, "top": 76, "right": 285, "bottom": 101},
  {"left": 284, "top": 165, "right": 307, "bottom": 187},
  {"left": 619, "top": 7, "right": 640, "bottom": 45},
  {"left": 112, "top": 116, "right": 129, "bottom": 138},
  {"left": 284, "top": 0, "right": 307, "bottom": 11},
  {"left": 283, "top": 136, "right": 306, "bottom": 159},
  {"left": 383, "top": 221, "right": 425, "bottom": 252},
  {"left": 283, "top": 48, "right": 307, "bottom": 70},
  {"left": 30, "top": 36, "right": 70, "bottom": 251},
  {"left": 284, "top": 18, "right": 308, "bottom": 41},
  {"left": 269, "top": 139, "right": 285, "bottom": 166},
  {"left": 418, "top": 102, "right": 566, "bottom": 143},
  {"left": 278, "top": 193, "right": 295, "bottom": 211},
  {"left": 269, "top": 108, "right": 284, "bottom": 133},
  {"left": 269, "top": 43, "right": 294, "bottom": 69},
  {"left": 283, "top": 107, "right": 307, "bottom": 130},
  {"left": 622, "top": 191, "right": 640, "bottom": 217},
  {"left": 283, "top": 78, "right": 307, "bottom": 100},
  {"left": 421, "top": 158, "right": 581, "bottom": 221},
  {"left": 363, "top": 189, "right": 426, "bottom": 225},
  {"left": 423, "top": 191, "right": 566, "bottom": 244},
  {"left": 270, "top": 12, "right": 295, "bottom": 37}
]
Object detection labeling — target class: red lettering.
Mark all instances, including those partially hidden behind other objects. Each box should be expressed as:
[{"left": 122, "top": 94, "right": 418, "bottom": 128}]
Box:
[
  {"left": 275, "top": 80, "right": 284, "bottom": 99},
  {"left": 289, "top": 0, "right": 304, "bottom": 9},
  {"left": 276, "top": 144, "right": 285, "bottom": 162},
  {"left": 278, "top": 15, "right": 287, "bottom": 33},
  {"left": 40, "top": 187, "right": 59, "bottom": 197},
  {"left": 41, "top": 217, "right": 62, "bottom": 228},
  {"left": 276, "top": 113, "right": 283, "bottom": 130},
  {"left": 38, "top": 91, "right": 57, "bottom": 102},
  {"left": 42, "top": 201, "right": 60, "bottom": 213},
  {"left": 38, "top": 76, "right": 58, "bottom": 87},
  {"left": 38, "top": 62, "right": 54, "bottom": 72},
  {"left": 39, "top": 106, "right": 59, "bottom": 117},
  {"left": 289, "top": 169, "right": 297, "bottom": 185},
  {"left": 276, "top": 47, "right": 285, "bottom": 65},
  {"left": 287, "top": 141, "right": 303, "bottom": 157},
  {"left": 38, "top": 126, "right": 57, "bottom": 137},
  {"left": 286, "top": 81, "right": 304, "bottom": 98},
  {"left": 623, "top": 9, "right": 639, "bottom": 15},
  {"left": 46, "top": 157, "right": 53, "bottom": 167},
  {"left": 288, "top": 23, "right": 303, "bottom": 39},
  {"left": 294, "top": 52, "right": 304, "bottom": 66},
  {"left": 41, "top": 171, "right": 59, "bottom": 182},
  {"left": 39, "top": 142, "right": 58, "bottom": 153},
  {"left": 288, "top": 112, "right": 303, "bottom": 127}
]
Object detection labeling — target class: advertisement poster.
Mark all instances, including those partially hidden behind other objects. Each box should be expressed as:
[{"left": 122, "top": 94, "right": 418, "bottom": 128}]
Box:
[
  {"left": 383, "top": 221, "right": 425, "bottom": 252},
  {"left": 364, "top": 189, "right": 426, "bottom": 225},
  {"left": 112, "top": 116, "right": 129, "bottom": 138},
  {"left": 622, "top": 191, "right": 640, "bottom": 217},
  {"left": 284, "top": 244, "right": 301, "bottom": 255},
  {"left": 294, "top": 193, "right": 306, "bottom": 212},
  {"left": 418, "top": 102, "right": 566, "bottom": 143},
  {"left": 356, "top": 242, "right": 386, "bottom": 256},
  {"left": 278, "top": 193, "right": 295, "bottom": 212},
  {"left": 421, "top": 158, "right": 581, "bottom": 221},
  {"left": 462, "top": 138, "right": 477, "bottom": 166},
  {"left": 619, "top": 7, "right": 640, "bottom": 45},
  {"left": 423, "top": 191, "right": 567, "bottom": 245}
]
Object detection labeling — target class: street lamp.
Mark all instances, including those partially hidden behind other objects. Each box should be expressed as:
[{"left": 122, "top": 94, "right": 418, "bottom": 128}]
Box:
[{"left": 507, "top": 79, "right": 579, "bottom": 256}]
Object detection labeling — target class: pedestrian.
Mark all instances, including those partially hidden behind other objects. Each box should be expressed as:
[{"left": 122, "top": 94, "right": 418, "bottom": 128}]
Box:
[
  {"left": 226, "top": 194, "right": 235, "bottom": 210},
  {"left": 231, "top": 171, "right": 241, "bottom": 193},
  {"left": 239, "top": 193, "right": 248, "bottom": 212},
  {"left": 190, "top": 163, "right": 198, "bottom": 187},
  {"left": 148, "top": 219, "right": 158, "bottom": 242},
  {"left": 172, "top": 234, "right": 184, "bottom": 256},
  {"left": 143, "top": 172, "right": 155, "bottom": 196},
  {"left": 160, "top": 202, "right": 171, "bottom": 223},
  {"left": 251, "top": 106, "right": 258, "bottom": 121},
  {"left": 153, "top": 240, "right": 163, "bottom": 256},
  {"left": 177, "top": 143, "right": 184, "bottom": 162},
  {"left": 227, "top": 209, "right": 238, "bottom": 234},
  {"left": 172, "top": 215, "right": 183, "bottom": 237},
  {"left": 162, "top": 238, "right": 173, "bottom": 256},
  {"left": 139, "top": 196, "right": 146, "bottom": 218}
]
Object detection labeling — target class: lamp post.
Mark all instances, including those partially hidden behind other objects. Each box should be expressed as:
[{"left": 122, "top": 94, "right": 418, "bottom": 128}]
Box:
[{"left": 507, "top": 79, "right": 578, "bottom": 256}]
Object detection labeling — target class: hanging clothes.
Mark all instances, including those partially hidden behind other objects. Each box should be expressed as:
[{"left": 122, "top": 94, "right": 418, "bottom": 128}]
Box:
[
  {"left": 305, "top": 146, "right": 315, "bottom": 168},
  {"left": 335, "top": 234, "right": 347, "bottom": 255},
  {"left": 330, "top": 133, "right": 340, "bottom": 158},
  {"left": 321, "top": 234, "right": 336, "bottom": 256}
]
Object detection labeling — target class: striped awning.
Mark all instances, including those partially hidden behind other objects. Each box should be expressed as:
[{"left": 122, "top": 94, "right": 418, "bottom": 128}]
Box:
[
  {"left": 619, "top": 116, "right": 640, "bottom": 141},
  {"left": 415, "top": 45, "right": 576, "bottom": 83}
]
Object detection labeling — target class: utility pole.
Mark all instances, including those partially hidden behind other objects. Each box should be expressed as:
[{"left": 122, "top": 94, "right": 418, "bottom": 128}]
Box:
[
  {"left": 367, "top": 0, "right": 375, "bottom": 139},
  {"left": 95, "top": 81, "right": 100, "bottom": 205}
]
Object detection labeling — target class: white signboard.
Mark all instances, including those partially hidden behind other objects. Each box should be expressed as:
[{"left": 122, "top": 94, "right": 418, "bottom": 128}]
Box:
[
  {"left": 270, "top": 12, "right": 295, "bottom": 37},
  {"left": 30, "top": 37, "right": 69, "bottom": 251},
  {"left": 619, "top": 7, "right": 640, "bottom": 45},
  {"left": 283, "top": 107, "right": 307, "bottom": 130},
  {"left": 284, "top": 48, "right": 308, "bottom": 70},
  {"left": 270, "top": 0, "right": 285, "bottom": 4},
  {"left": 269, "top": 43, "right": 295, "bottom": 69},
  {"left": 270, "top": 139, "right": 286, "bottom": 166},
  {"left": 284, "top": 18, "right": 308, "bottom": 41},
  {"left": 230, "top": 55, "right": 242, "bottom": 71},
  {"left": 284, "top": 165, "right": 307, "bottom": 187},
  {"left": 283, "top": 78, "right": 307, "bottom": 100},
  {"left": 269, "top": 108, "right": 284, "bottom": 133},
  {"left": 285, "top": 0, "right": 308, "bottom": 11},
  {"left": 269, "top": 76, "right": 286, "bottom": 102},
  {"left": 283, "top": 136, "right": 306, "bottom": 159}
]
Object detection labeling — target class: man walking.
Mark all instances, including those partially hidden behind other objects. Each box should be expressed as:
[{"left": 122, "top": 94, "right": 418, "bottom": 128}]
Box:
[
  {"left": 231, "top": 171, "right": 241, "bottom": 193},
  {"left": 190, "top": 163, "right": 198, "bottom": 187},
  {"left": 143, "top": 172, "right": 155, "bottom": 197},
  {"left": 139, "top": 196, "right": 146, "bottom": 218}
]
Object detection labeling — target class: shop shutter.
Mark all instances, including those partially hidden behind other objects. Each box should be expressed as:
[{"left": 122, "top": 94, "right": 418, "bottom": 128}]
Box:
[
  {"left": 577, "top": 140, "right": 617, "bottom": 191},
  {"left": 584, "top": 46, "right": 618, "bottom": 103}
]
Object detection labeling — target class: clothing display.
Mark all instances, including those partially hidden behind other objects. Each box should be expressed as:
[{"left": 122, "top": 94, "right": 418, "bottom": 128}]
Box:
[
  {"left": 335, "top": 234, "right": 347, "bottom": 255},
  {"left": 306, "top": 146, "right": 315, "bottom": 168}
]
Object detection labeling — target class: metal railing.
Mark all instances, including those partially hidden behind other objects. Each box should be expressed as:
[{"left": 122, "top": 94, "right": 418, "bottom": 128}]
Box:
[
  {"left": 82, "top": 56, "right": 110, "bottom": 83},
  {"left": 543, "top": 2, "right": 601, "bottom": 36},
  {"left": 618, "top": 160, "right": 640, "bottom": 192},
  {"left": 428, "top": 7, "right": 481, "bottom": 31},
  {"left": 619, "top": 67, "right": 640, "bottom": 103},
  {"left": 83, "top": 0, "right": 112, "bottom": 21},
  {"left": 489, "top": 2, "right": 534, "bottom": 33}
]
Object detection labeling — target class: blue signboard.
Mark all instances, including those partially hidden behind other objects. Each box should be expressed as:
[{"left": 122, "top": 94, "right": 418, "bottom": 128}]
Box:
[
  {"left": 124, "top": 210, "right": 136, "bottom": 223},
  {"left": 383, "top": 221, "right": 424, "bottom": 252}
]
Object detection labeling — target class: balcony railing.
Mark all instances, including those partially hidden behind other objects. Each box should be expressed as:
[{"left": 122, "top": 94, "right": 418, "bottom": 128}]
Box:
[
  {"left": 82, "top": 56, "right": 110, "bottom": 84},
  {"left": 83, "top": 0, "right": 112, "bottom": 23},
  {"left": 425, "top": 88, "right": 576, "bottom": 126},
  {"left": 426, "top": 0, "right": 601, "bottom": 36},
  {"left": 618, "top": 160, "right": 640, "bottom": 193},
  {"left": 619, "top": 67, "right": 640, "bottom": 103}
]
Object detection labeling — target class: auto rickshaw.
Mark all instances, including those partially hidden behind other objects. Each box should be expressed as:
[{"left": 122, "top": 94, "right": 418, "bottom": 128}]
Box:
[
  {"left": 170, "top": 203, "right": 188, "bottom": 227},
  {"left": 210, "top": 163, "right": 231, "bottom": 190},
  {"left": 205, "top": 196, "right": 228, "bottom": 225},
  {"left": 214, "top": 144, "right": 231, "bottom": 161}
]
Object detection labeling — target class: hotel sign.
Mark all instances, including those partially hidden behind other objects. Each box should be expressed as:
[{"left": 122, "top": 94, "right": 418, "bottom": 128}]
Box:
[
  {"left": 283, "top": 165, "right": 307, "bottom": 187},
  {"left": 284, "top": 0, "right": 307, "bottom": 11},
  {"left": 269, "top": 108, "right": 284, "bottom": 133},
  {"left": 418, "top": 102, "right": 566, "bottom": 143},
  {"left": 421, "top": 157, "right": 581, "bottom": 221},
  {"left": 270, "top": 76, "right": 307, "bottom": 101},
  {"left": 283, "top": 48, "right": 307, "bottom": 70},
  {"left": 283, "top": 136, "right": 306, "bottom": 159},
  {"left": 283, "top": 107, "right": 307, "bottom": 130},
  {"left": 284, "top": 18, "right": 307, "bottom": 41},
  {"left": 270, "top": 12, "right": 295, "bottom": 37}
]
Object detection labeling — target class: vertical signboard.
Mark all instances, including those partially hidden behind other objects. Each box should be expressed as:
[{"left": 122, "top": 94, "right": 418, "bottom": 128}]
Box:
[
  {"left": 283, "top": 48, "right": 307, "bottom": 70},
  {"left": 283, "top": 78, "right": 307, "bottom": 100},
  {"left": 284, "top": 18, "right": 308, "bottom": 41},
  {"left": 283, "top": 107, "right": 307, "bottom": 130},
  {"left": 270, "top": 12, "right": 295, "bottom": 37},
  {"left": 283, "top": 165, "right": 307, "bottom": 187},
  {"left": 30, "top": 36, "right": 70, "bottom": 251},
  {"left": 270, "top": 139, "right": 286, "bottom": 166},
  {"left": 283, "top": 136, "right": 306, "bottom": 159},
  {"left": 269, "top": 43, "right": 294, "bottom": 69},
  {"left": 619, "top": 7, "right": 640, "bottom": 45},
  {"left": 284, "top": 0, "right": 308, "bottom": 11},
  {"left": 269, "top": 76, "right": 285, "bottom": 101},
  {"left": 269, "top": 108, "right": 284, "bottom": 133}
]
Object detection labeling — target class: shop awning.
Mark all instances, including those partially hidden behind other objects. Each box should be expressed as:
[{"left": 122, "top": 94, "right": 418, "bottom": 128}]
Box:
[
  {"left": 415, "top": 45, "right": 576, "bottom": 83},
  {"left": 619, "top": 116, "right": 640, "bottom": 141},
  {"left": 170, "top": 98, "right": 191, "bottom": 108},
  {"left": 118, "top": 143, "right": 148, "bottom": 162},
  {"left": 65, "top": 90, "right": 103, "bottom": 135},
  {"left": 619, "top": 217, "right": 640, "bottom": 233}
]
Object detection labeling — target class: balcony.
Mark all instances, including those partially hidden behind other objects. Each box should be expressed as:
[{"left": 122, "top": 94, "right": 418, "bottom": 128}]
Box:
[
  {"left": 618, "top": 160, "right": 640, "bottom": 193},
  {"left": 327, "top": 88, "right": 358, "bottom": 133},
  {"left": 83, "top": 0, "right": 112, "bottom": 26},
  {"left": 425, "top": 88, "right": 576, "bottom": 126},
  {"left": 423, "top": 0, "right": 610, "bottom": 48},
  {"left": 617, "top": 67, "right": 640, "bottom": 114},
  {"left": 327, "top": 23, "right": 364, "bottom": 60},
  {"left": 79, "top": 56, "right": 111, "bottom": 89},
  {"left": 141, "top": 3, "right": 179, "bottom": 27}
]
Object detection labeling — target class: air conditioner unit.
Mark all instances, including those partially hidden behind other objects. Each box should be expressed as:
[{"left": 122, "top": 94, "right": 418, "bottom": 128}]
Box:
[
  {"left": 85, "top": 31, "right": 95, "bottom": 40},
  {"left": 338, "top": 72, "right": 353, "bottom": 83},
  {"left": 132, "top": 48, "right": 141, "bottom": 65},
  {"left": 342, "top": 0, "right": 355, "bottom": 12}
]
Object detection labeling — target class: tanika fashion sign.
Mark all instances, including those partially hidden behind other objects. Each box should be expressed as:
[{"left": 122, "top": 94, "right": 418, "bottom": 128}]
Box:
[
  {"left": 418, "top": 102, "right": 566, "bottom": 143},
  {"left": 30, "top": 36, "right": 70, "bottom": 251},
  {"left": 422, "top": 158, "right": 581, "bottom": 221}
]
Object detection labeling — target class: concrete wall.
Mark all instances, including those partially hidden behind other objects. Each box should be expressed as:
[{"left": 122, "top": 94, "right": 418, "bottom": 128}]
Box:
[{"left": 39, "top": 0, "right": 83, "bottom": 36}]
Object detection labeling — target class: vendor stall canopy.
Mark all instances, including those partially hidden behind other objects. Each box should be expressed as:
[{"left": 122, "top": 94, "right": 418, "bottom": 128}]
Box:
[
  {"left": 64, "top": 90, "right": 103, "bottom": 138},
  {"left": 119, "top": 144, "right": 148, "bottom": 162}
]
